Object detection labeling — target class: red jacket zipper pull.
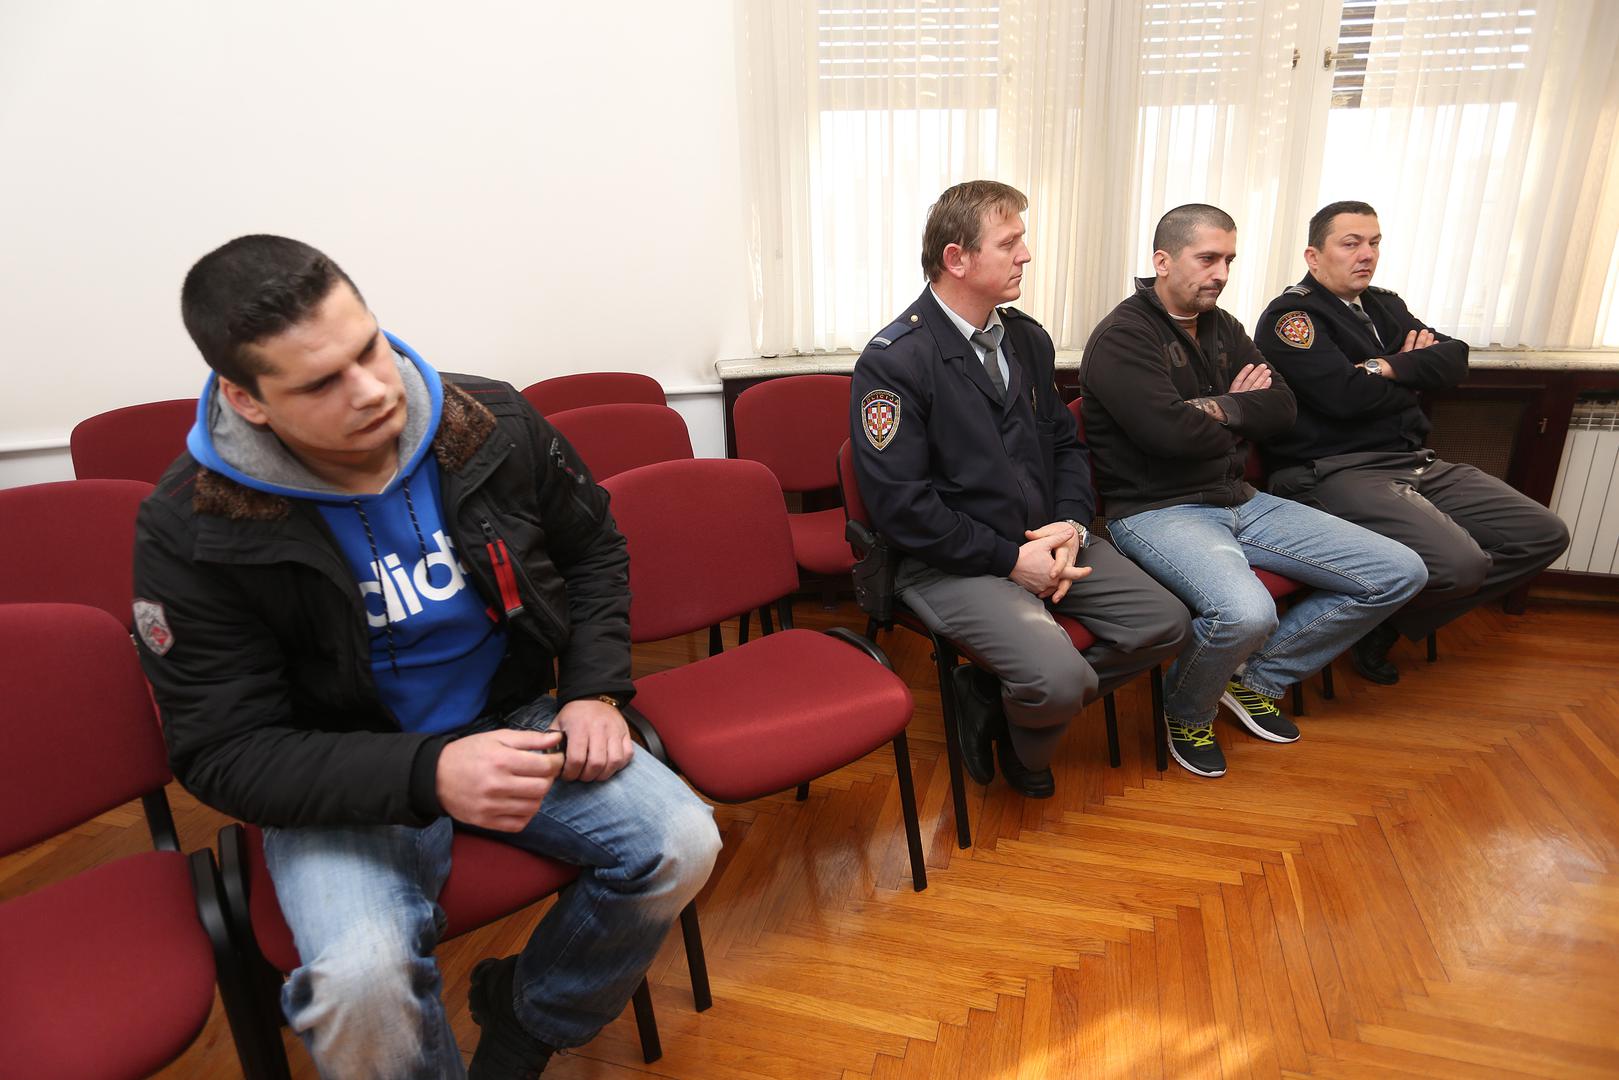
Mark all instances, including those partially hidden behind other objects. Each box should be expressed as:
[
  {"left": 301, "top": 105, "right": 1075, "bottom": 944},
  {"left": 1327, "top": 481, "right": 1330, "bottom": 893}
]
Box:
[{"left": 480, "top": 520, "right": 525, "bottom": 619}]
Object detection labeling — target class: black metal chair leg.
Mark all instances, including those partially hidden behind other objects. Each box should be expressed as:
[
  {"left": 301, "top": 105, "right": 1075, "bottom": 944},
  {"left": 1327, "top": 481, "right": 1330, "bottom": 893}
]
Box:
[
  {"left": 891, "top": 732, "right": 928, "bottom": 892},
  {"left": 1291, "top": 682, "right": 1306, "bottom": 718},
  {"left": 864, "top": 617, "right": 880, "bottom": 642},
  {"left": 795, "top": 782, "right": 810, "bottom": 801},
  {"left": 777, "top": 596, "right": 795, "bottom": 630},
  {"left": 630, "top": 978, "right": 662, "bottom": 1063},
  {"left": 1150, "top": 665, "right": 1168, "bottom": 773},
  {"left": 708, "top": 624, "right": 724, "bottom": 656},
  {"left": 1321, "top": 662, "right": 1335, "bottom": 700},
  {"left": 931, "top": 644, "right": 973, "bottom": 849},
  {"left": 1427, "top": 632, "right": 1438, "bottom": 662},
  {"left": 1103, "top": 692, "right": 1121, "bottom": 768},
  {"left": 679, "top": 901, "right": 712, "bottom": 1011},
  {"left": 758, "top": 604, "right": 775, "bottom": 636}
]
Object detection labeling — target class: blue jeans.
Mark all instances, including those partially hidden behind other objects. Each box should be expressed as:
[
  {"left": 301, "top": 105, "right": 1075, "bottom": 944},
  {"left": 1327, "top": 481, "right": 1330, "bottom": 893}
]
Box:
[
  {"left": 1109, "top": 492, "right": 1426, "bottom": 725},
  {"left": 263, "top": 695, "right": 720, "bottom": 1080}
]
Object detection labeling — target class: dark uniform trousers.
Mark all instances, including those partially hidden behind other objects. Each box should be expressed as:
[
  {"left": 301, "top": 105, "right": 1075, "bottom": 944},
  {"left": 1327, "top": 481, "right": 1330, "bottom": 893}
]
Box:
[
  {"left": 896, "top": 539, "right": 1190, "bottom": 770},
  {"left": 1270, "top": 449, "right": 1569, "bottom": 640}
]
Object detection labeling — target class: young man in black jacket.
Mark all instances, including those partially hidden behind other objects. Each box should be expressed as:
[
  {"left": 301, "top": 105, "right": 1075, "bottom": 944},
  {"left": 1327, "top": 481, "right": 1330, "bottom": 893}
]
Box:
[
  {"left": 133, "top": 235, "right": 719, "bottom": 1079},
  {"left": 1082, "top": 205, "right": 1427, "bottom": 778},
  {"left": 1255, "top": 201, "right": 1569, "bottom": 683},
  {"left": 851, "top": 181, "right": 1189, "bottom": 799}
]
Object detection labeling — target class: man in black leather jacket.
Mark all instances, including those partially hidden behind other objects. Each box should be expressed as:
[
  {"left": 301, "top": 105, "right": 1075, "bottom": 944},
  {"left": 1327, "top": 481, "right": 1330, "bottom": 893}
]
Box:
[{"left": 134, "top": 235, "right": 718, "bottom": 1079}]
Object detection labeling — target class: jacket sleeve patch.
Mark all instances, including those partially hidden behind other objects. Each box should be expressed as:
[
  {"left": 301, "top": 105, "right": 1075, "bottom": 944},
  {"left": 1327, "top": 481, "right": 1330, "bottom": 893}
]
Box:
[
  {"left": 1275, "top": 310, "right": 1315, "bottom": 349},
  {"left": 861, "top": 389, "right": 902, "bottom": 450},
  {"left": 133, "top": 598, "right": 174, "bottom": 656}
]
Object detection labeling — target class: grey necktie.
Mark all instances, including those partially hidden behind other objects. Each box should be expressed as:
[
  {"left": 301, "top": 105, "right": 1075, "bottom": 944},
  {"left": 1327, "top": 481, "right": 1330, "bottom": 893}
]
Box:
[
  {"left": 970, "top": 328, "right": 1006, "bottom": 400},
  {"left": 1350, "top": 301, "right": 1383, "bottom": 347}
]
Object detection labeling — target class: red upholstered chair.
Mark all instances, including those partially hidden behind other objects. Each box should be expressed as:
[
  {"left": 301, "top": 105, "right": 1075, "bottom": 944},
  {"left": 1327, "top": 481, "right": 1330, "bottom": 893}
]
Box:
[
  {"left": 733, "top": 375, "right": 858, "bottom": 611},
  {"left": 216, "top": 824, "right": 665, "bottom": 1078},
  {"left": 71, "top": 398, "right": 197, "bottom": 483},
  {"left": 602, "top": 458, "right": 925, "bottom": 932},
  {"left": 521, "top": 372, "right": 665, "bottom": 415},
  {"left": 0, "top": 479, "right": 153, "bottom": 627},
  {"left": 838, "top": 441, "right": 1160, "bottom": 850},
  {"left": 0, "top": 604, "right": 258, "bottom": 1080},
  {"left": 547, "top": 403, "right": 694, "bottom": 481}
]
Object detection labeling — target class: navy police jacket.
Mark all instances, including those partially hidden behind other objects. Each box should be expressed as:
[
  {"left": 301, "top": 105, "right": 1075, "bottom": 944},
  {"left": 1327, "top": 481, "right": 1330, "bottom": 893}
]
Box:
[
  {"left": 1255, "top": 273, "right": 1469, "bottom": 471},
  {"left": 850, "top": 287, "right": 1094, "bottom": 578}
]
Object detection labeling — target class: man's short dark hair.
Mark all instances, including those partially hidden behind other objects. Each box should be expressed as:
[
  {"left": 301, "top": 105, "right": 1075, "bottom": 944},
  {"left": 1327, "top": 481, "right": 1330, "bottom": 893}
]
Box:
[
  {"left": 1308, "top": 200, "right": 1378, "bottom": 249},
  {"left": 180, "top": 235, "right": 361, "bottom": 396},
  {"left": 1152, "top": 204, "right": 1238, "bottom": 257},
  {"left": 921, "top": 181, "right": 1029, "bottom": 281}
]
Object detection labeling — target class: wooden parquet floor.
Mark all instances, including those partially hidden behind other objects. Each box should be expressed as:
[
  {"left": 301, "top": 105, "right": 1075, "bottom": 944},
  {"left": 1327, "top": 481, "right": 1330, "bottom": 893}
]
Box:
[{"left": 5, "top": 599, "right": 1618, "bottom": 1078}]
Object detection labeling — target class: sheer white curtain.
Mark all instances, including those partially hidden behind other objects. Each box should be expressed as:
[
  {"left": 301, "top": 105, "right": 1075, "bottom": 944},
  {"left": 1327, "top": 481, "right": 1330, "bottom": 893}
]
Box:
[
  {"left": 737, "top": 0, "right": 1324, "bottom": 352},
  {"left": 1316, "top": 0, "right": 1619, "bottom": 347}
]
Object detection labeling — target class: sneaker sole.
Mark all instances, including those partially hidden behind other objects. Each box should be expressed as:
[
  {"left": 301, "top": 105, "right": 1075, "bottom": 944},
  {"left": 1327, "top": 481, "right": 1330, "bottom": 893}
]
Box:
[
  {"left": 1165, "top": 737, "right": 1226, "bottom": 778},
  {"left": 1218, "top": 691, "right": 1301, "bottom": 743}
]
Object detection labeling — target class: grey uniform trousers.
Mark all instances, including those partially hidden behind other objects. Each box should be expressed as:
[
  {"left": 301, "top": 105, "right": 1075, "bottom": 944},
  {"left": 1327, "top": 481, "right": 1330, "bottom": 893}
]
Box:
[
  {"left": 896, "top": 538, "right": 1189, "bottom": 769},
  {"left": 1270, "top": 450, "right": 1569, "bottom": 640}
]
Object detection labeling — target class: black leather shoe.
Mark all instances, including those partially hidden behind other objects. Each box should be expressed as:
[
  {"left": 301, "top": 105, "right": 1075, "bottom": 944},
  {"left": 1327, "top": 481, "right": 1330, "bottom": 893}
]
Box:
[
  {"left": 948, "top": 664, "right": 1001, "bottom": 785},
  {"left": 996, "top": 737, "right": 1055, "bottom": 799},
  {"left": 469, "top": 955, "right": 556, "bottom": 1079},
  {"left": 1350, "top": 622, "right": 1401, "bottom": 685}
]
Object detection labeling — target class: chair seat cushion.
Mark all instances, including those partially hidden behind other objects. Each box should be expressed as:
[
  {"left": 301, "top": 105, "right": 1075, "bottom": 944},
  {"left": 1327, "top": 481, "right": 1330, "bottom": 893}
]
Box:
[
  {"left": 1054, "top": 614, "right": 1098, "bottom": 652},
  {"left": 1254, "top": 569, "right": 1305, "bottom": 601},
  {"left": 0, "top": 851, "right": 215, "bottom": 1080},
  {"left": 634, "top": 628, "right": 913, "bottom": 802},
  {"left": 245, "top": 826, "right": 579, "bottom": 973},
  {"left": 789, "top": 507, "right": 857, "bottom": 575}
]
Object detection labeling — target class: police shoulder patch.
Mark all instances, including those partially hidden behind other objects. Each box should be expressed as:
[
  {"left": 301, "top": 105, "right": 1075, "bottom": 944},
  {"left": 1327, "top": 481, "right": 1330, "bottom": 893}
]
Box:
[
  {"left": 999, "top": 305, "right": 1041, "bottom": 327},
  {"left": 133, "top": 598, "right": 174, "bottom": 656},
  {"left": 1367, "top": 285, "right": 1397, "bottom": 296},
  {"left": 861, "top": 389, "right": 902, "bottom": 450},
  {"left": 1275, "top": 310, "right": 1315, "bottom": 349}
]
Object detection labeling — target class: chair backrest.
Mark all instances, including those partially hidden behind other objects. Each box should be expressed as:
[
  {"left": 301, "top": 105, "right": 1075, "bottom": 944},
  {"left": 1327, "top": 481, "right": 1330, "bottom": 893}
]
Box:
[
  {"left": 837, "top": 438, "right": 871, "bottom": 529},
  {"left": 601, "top": 458, "right": 799, "bottom": 642},
  {"left": 547, "top": 403, "right": 693, "bottom": 482},
  {"left": 71, "top": 398, "right": 197, "bottom": 483},
  {"left": 521, "top": 372, "right": 665, "bottom": 415},
  {"left": 734, "top": 374, "right": 852, "bottom": 493},
  {"left": 0, "top": 604, "right": 171, "bottom": 856},
  {"left": 1067, "top": 396, "right": 1106, "bottom": 515},
  {"left": 0, "top": 479, "right": 153, "bottom": 627}
]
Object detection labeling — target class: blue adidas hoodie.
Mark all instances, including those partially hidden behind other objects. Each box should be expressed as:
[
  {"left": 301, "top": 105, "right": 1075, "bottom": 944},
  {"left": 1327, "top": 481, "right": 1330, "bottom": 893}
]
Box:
[{"left": 187, "top": 333, "right": 507, "bottom": 735}]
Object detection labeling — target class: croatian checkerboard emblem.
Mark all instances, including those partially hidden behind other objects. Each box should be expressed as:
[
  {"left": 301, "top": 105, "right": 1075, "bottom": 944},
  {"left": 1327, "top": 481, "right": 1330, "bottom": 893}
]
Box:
[
  {"left": 133, "top": 598, "right": 174, "bottom": 656},
  {"left": 1276, "top": 310, "right": 1314, "bottom": 349},
  {"left": 861, "top": 389, "right": 901, "bottom": 451}
]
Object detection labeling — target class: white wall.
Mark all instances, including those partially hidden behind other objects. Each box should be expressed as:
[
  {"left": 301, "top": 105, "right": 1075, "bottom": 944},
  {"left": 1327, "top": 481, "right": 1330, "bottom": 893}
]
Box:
[{"left": 0, "top": 1, "right": 750, "bottom": 486}]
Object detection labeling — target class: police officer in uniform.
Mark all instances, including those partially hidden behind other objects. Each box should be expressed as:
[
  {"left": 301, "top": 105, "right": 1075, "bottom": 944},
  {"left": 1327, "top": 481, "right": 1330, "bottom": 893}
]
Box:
[
  {"left": 1255, "top": 200, "right": 1569, "bottom": 683},
  {"left": 849, "top": 180, "right": 1189, "bottom": 798}
]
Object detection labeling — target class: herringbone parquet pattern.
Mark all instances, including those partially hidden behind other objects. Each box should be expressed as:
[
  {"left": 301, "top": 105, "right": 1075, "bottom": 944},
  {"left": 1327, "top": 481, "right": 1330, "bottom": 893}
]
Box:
[{"left": 5, "top": 600, "right": 1615, "bottom": 1078}]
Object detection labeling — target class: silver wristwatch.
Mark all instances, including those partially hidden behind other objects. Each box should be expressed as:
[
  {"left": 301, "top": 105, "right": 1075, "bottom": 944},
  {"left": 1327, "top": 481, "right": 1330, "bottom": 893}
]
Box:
[
  {"left": 1064, "top": 519, "right": 1090, "bottom": 548},
  {"left": 1363, "top": 357, "right": 1386, "bottom": 377}
]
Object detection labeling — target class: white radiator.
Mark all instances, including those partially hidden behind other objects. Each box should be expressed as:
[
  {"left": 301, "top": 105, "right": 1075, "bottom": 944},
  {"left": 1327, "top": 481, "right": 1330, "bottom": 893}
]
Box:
[{"left": 1549, "top": 401, "right": 1619, "bottom": 574}]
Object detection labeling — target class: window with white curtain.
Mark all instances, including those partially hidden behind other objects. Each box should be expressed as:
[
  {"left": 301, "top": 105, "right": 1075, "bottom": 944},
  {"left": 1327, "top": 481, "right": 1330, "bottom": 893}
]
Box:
[{"left": 736, "top": 0, "right": 1619, "bottom": 354}]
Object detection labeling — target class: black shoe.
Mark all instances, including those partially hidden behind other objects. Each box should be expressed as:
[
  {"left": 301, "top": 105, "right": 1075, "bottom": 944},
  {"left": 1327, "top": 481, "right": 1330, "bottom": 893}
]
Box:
[
  {"left": 949, "top": 664, "right": 1002, "bottom": 785},
  {"left": 995, "top": 737, "right": 1055, "bottom": 799},
  {"left": 469, "top": 955, "right": 556, "bottom": 1079},
  {"left": 1164, "top": 717, "right": 1227, "bottom": 778},
  {"left": 1218, "top": 682, "right": 1300, "bottom": 743},
  {"left": 1351, "top": 622, "right": 1401, "bottom": 685}
]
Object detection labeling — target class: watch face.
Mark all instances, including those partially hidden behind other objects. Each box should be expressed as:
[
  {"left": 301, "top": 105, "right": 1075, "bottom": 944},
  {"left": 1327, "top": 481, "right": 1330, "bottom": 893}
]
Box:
[{"left": 1365, "top": 358, "right": 1383, "bottom": 375}]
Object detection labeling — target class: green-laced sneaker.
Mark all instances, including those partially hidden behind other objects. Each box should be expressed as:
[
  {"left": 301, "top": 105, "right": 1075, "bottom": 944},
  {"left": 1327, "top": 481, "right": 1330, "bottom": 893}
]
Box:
[
  {"left": 1219, "top": 682, "right": 1300, "bottom": 743},
  {"left": 1165, "top": 717, "right": 1227, "bottom": 777}
]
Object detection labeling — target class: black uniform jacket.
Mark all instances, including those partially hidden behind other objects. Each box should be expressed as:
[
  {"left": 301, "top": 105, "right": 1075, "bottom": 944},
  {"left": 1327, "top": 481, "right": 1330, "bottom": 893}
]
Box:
[
  {"left": 1255, "top": 273, "right": 1469, "bottom": 471},
  {"left": 133, "top": 376, "right": 633, "bottom": 829},
  {"left": 1079, "top": 279, "right": 1297, "bottom": 520},
  {"left": 849, "top": 287, "right": 1094, "bottom": 579}
]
